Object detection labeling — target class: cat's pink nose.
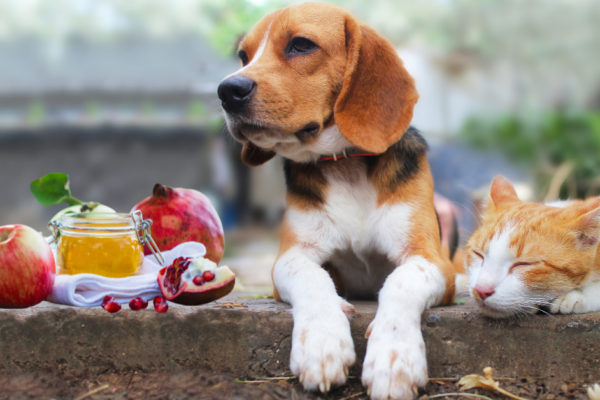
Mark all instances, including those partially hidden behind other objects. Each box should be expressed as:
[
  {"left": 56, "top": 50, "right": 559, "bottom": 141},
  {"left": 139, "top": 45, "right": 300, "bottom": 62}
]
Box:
[{"left": 474, "top": 286, "right": 495, "bottom": 301}]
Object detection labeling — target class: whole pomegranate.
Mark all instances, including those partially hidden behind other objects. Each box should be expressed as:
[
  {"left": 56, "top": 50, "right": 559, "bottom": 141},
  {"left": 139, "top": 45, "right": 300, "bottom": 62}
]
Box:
[{"left": 132, "top": 184, "right": 225, "bottom": 263}]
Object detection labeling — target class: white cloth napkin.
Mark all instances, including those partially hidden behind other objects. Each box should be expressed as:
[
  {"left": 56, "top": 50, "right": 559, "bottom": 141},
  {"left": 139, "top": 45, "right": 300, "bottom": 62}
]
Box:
[{"left": 47, "top": 241, "right": 207, "bottom": 307}]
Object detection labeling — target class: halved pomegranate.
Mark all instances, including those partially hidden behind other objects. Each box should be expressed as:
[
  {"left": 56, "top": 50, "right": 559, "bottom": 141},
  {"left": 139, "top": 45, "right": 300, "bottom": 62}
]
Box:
[{"left": 157, "top": 256, "right": 235, "bottom": 305}]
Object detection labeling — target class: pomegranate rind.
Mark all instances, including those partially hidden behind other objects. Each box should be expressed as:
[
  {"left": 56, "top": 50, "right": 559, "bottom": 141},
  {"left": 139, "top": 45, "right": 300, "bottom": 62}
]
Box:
[
  {"left": 157, "top": 265, "right": 236, "bottom": 305},
  {"left": 132, "top": 184, "right": 225, "bottom": 263},
  {"left": 172, "top": 276, "right": 235, "bottom": 305}
]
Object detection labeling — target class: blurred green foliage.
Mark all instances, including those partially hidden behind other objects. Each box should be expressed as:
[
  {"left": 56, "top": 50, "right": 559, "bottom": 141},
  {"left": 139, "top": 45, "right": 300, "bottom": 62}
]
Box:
[
  {"left": 460, "top": 111, "right": 600, "bottom": 198},
  {"left": 186, "top": 99, "right": 208, "bottom": 122},
  {"left": 186, "top": 99, "right": 223, "bottom": 130},
  {"left": 197, "top": 0, "right": 287, "bottom": 56},
  {"left": 140, "top": 100, "right": 156, "bottom": 118},
  {"left": 84, "top": 101, "right": 102, "bottom": 121},
  {"left": 26, "top": 101, "right": 45, "bottom": 125}
]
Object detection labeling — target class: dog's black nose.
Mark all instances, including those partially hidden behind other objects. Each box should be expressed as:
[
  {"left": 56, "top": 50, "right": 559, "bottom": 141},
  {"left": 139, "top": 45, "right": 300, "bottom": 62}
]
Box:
[{"left": 217, "top": 76, "right": 256, "bottom": 114}]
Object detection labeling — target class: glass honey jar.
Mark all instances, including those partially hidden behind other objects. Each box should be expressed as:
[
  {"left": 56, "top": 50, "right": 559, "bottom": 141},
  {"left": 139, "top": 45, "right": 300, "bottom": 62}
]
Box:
[{"left": 49, "top": 211, "right": 163, "bottom": 278}]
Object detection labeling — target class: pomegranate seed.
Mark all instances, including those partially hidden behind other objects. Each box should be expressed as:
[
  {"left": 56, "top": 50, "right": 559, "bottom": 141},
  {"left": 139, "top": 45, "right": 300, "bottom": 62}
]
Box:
[
  {"left": 153, "top": 296, "right": 168, "bottom": 313},
  {"left": 104, "top": 301, "right": 121, "bottom": 313},
  {"left": 202, "top": 270, "right": 215, "bottom": 282},
  {"left": 129, "top": 297, "right": 148, "bottom": 311},
  {"left": 161, "top": 256, "right": 192, "bottom": 296},
  {"left": 102, "top": 295, "right": 115, "bottom": 308},
  {"left": 192, "top": 275, "right": 204, "bottom": 286},
  {"left": 139, "top": 297, "right": 149, "bottom": 309}
]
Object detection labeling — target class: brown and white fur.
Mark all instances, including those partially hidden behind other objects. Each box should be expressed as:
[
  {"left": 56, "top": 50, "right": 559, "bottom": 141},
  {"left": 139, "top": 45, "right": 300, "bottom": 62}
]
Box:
[
  {"left": 466, "top": 176, "right": 600, "bottom": 318},
  {"left": 217, "top": 3, "right": 459, "bottom": 399}
]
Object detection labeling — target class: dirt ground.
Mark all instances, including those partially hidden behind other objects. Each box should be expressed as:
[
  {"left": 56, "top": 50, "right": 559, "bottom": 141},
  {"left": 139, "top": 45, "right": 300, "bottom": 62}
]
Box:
[{"left": 0, "top": 369, "right": 592, "bottom": 400}]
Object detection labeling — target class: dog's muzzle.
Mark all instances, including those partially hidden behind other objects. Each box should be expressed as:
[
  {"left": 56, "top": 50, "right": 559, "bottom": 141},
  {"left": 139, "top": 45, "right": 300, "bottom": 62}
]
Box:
[{"left": 217, "top": 76, "right": 256, "bottom": 114}]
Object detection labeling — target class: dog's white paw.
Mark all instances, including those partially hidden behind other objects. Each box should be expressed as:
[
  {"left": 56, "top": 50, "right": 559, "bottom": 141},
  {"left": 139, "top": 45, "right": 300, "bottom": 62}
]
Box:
[
  {"left": 550, "top": 289, "right": 586, "bottom": 314},
  {"left": 361, "top": 318, "right": 427, "bottom": 400},
  {"left": 290, "top": 304, "right": 355, "bottom": 392}
]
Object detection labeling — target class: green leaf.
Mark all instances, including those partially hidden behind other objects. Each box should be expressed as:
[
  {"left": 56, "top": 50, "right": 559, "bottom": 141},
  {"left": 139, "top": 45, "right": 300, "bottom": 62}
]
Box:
[{"left": 30, "top": 172, "right": 81, "bottom": 206}]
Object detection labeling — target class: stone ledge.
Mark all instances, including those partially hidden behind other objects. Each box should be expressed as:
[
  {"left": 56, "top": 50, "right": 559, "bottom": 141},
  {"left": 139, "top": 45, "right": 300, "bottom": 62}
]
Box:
[{"left": 1, "top": 294, "right": 599, "bottom": 385}]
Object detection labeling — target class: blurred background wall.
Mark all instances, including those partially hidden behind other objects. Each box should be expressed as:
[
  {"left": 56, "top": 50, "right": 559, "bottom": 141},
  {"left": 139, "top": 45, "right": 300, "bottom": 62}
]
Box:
[{"left": 0, "top": 0, "right": 599, "bottom": 246}]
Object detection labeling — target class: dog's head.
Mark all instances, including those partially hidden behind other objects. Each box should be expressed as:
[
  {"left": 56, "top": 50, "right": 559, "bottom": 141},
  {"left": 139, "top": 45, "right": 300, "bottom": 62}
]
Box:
[{"left": 217, "top": 2, "right": 418, "bottom": 166}]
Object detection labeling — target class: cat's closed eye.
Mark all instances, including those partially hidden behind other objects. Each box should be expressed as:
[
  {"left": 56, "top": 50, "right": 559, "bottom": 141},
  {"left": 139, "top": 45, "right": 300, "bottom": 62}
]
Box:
[
  {"left": 508, "top": 261, "right": 535, "bottom": 274},
  {"left": 472, "top": 250, "right": 484, "bottom": 260}
]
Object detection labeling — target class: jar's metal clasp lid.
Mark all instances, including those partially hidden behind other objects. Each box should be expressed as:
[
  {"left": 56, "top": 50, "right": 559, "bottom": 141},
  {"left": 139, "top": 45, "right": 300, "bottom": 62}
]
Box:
[
  {"left": 48, "top": 219, "right": 60, "bottom": 245},
  {"left": 132, "top": 210, "right": 165, "bottom": 266}
]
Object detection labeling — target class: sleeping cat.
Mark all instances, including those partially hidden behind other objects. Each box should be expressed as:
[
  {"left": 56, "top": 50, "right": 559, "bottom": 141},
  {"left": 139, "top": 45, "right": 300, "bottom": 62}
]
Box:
[{"left": 465, "top": 175, "right": 600, "bottom": 318}]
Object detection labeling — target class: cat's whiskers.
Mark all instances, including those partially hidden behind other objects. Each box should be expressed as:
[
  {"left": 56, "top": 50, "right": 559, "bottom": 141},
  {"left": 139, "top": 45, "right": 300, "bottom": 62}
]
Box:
[
  {"left": 528, "top": 296, "right": 557, "bottom": 317},
  {"left": 504, "top": 295, "right": 556, "bottom": 318},
  {"left": 536, "top": 308, "right": 553, "bottom": 317},
  {"left": 483, "top": 294, "right": 556, "bottom": 318}
]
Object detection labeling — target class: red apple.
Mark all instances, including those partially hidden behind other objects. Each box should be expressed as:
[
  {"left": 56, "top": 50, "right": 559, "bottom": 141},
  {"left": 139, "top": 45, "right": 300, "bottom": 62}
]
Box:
[
  {"left": 131, "top": 184, "right": 225, "bottom": 263},
  {"left": 0, "top": 224, "right": 56, "bottom": 308}
]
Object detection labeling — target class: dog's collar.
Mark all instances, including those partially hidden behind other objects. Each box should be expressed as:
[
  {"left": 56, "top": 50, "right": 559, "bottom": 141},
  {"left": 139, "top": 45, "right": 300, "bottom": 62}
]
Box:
[{"left": 319, "top": 148, "right": 380, "bottom": 162}]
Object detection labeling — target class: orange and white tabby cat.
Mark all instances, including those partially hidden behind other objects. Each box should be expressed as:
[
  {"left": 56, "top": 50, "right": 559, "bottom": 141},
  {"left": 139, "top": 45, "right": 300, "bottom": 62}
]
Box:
[{"left": 466, "top": 175, "right": 600, "bottom": 318}]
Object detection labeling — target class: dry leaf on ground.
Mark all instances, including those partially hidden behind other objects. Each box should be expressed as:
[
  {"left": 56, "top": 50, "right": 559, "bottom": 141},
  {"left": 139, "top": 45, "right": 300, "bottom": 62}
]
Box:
[{"left": 457, "top": 367, "right": 529, "bottom": 400}]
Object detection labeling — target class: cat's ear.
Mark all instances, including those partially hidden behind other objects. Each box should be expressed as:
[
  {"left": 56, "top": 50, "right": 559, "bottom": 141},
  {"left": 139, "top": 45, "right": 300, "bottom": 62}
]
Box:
[
  {"left": 571, "top": 198, "right": 600, "bottom": 248},
  {"left": 489, "top": 175, "right": 519, "bottom": 208}
]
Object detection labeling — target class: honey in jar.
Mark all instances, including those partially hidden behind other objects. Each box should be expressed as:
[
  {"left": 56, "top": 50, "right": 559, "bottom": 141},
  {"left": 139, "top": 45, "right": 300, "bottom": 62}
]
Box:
[{"left": 54, "top": 213, "right": 144, "bottom": 278}]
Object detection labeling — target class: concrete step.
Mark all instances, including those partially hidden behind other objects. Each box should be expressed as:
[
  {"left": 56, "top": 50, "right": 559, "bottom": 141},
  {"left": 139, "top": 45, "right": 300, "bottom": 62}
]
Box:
[{"left": 1, "top": 294, "right": 599, "bottom": 392}]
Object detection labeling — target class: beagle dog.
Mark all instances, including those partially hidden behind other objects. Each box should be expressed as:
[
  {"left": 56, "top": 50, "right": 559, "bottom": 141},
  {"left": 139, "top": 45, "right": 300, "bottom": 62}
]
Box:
[{"left": 217, "top": 3, "right": 459, "bottom": 399}]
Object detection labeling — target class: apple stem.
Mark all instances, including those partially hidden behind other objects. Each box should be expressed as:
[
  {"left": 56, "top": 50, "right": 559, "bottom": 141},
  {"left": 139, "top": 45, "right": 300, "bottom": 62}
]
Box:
[
  {"left": 63, "top": 196, "right": 84, "bottom": 206},
  {"left": 80, "top": 201, "right": 100, "bottom": 212}
]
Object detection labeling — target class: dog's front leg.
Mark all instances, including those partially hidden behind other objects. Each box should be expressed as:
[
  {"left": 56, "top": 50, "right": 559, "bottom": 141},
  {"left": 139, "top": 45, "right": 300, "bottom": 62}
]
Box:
[
  {"left": 361, "top": 255, "right": 447, "bottom": 400},
  {"left": 273, "top": 246, "right": 356, "bottom": 392}
]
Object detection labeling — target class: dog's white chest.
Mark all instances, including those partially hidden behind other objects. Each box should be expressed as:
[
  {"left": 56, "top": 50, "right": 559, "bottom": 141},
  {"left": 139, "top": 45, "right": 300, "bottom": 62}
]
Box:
[
  {"left": 323, "top": 167, "right": 378, "bottom": 251},
  {"left": 286, "top": 164, "right": 414, "bottom": 298}
]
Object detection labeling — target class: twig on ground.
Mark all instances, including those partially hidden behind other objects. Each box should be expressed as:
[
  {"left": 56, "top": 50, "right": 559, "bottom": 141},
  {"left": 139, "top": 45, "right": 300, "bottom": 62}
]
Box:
[
  {"left": 74, "top": 384, "right": 110, "bottom": 400},
  {"left": 339, "top": 391, "right": 367, "bottom": 400},
  {"left": 429, "top": 377, "right": 460, "bottom": 382},
  {"left": 429, "top": 393, "right": 494, "bottom": 400},
  {"left": 235, "top": 376, "right": 296, "bottom": 384}
]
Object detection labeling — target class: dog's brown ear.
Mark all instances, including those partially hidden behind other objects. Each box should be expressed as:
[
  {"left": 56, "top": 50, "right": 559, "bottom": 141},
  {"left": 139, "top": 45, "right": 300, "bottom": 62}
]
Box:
[
  {"left": 334, "top": 17, "right": 418, "bottom": 153},
  {"left": 241, "top": 142, "right": 276, "bottom": 166}
]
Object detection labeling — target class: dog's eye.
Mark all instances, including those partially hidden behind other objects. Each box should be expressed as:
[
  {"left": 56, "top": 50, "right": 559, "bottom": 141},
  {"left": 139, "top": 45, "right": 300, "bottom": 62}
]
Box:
[
  {"left": 238, "top": 50, "right": 249, "bottom": 66},
  {"left": 286, "top": 37, "right": 318, "bottom": 57}
]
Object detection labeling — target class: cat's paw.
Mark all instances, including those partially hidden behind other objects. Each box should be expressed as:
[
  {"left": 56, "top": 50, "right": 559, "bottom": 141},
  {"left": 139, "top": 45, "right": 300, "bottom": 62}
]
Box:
[
  {"left": 290, "top": 305, "right": 355, "bottom": 392},
  {"left": 550, "top": 290, "right": 586, "bottom": 314},
  {"left": 361, "top": 319, "right": 427, "bottom": 400}
]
